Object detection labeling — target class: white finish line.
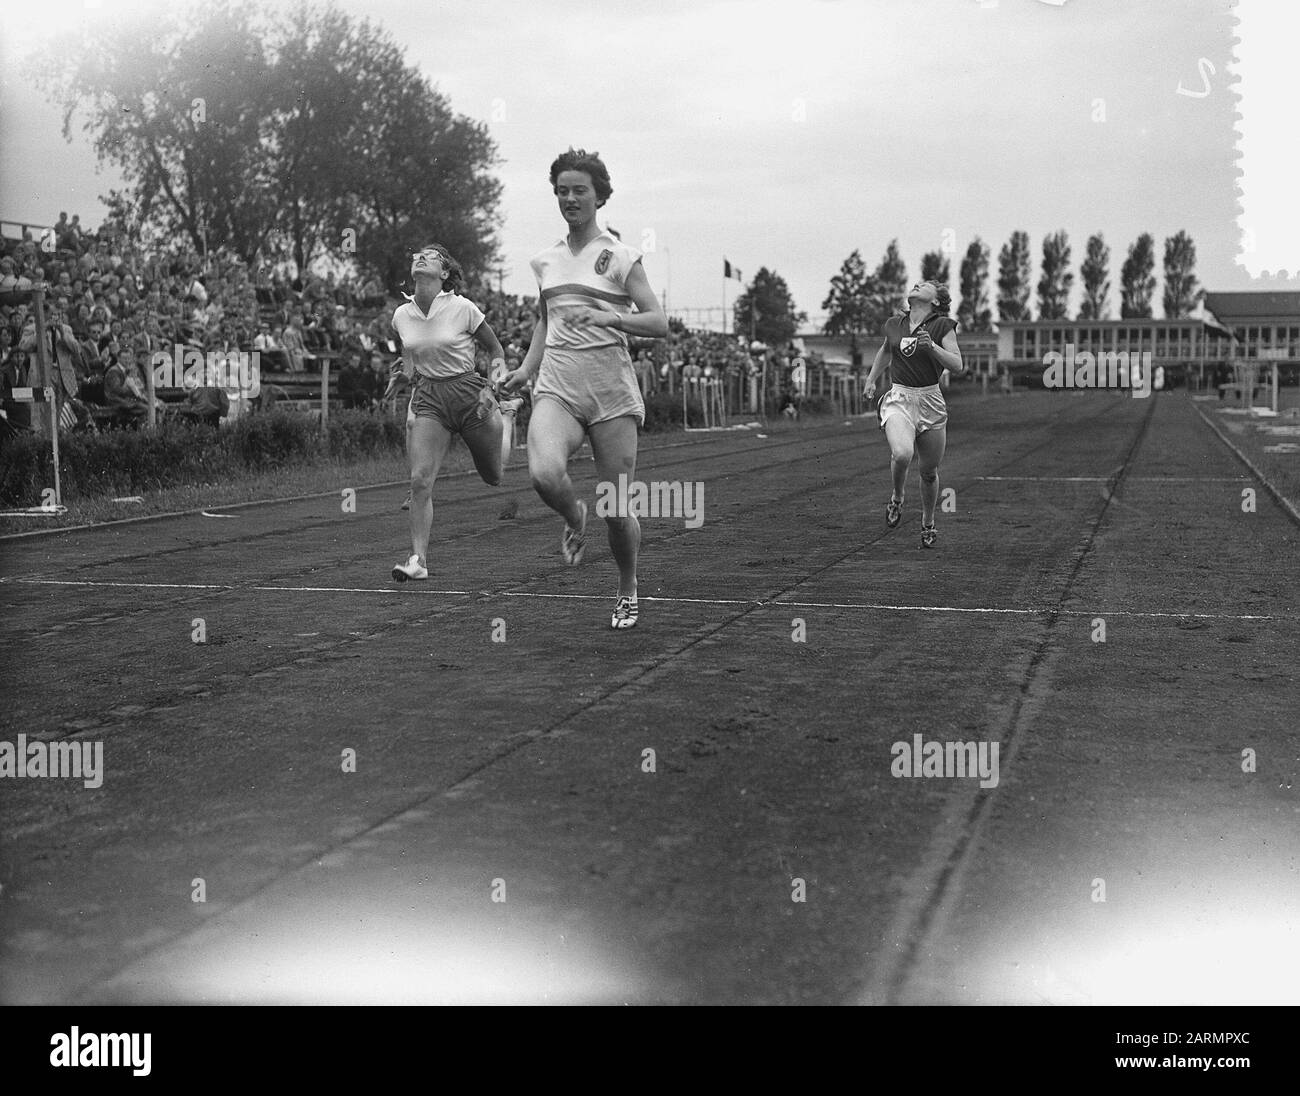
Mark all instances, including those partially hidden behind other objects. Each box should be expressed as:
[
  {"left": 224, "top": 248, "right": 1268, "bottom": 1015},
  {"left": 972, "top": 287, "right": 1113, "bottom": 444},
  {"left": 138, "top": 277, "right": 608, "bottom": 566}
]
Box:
[{"left": 0, "top": 576, "right": 1284, "bottom": 621}]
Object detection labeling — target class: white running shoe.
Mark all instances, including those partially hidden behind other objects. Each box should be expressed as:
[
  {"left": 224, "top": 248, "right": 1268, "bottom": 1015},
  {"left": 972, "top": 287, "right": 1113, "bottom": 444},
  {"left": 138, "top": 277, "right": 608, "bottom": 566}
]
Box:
[
  {"left": 392, "top": 554, "right": 428, "bottom": 581},
  {"left": 561, "top": 500, "right": 588, "bottom": 565},
  {"left": 610, "top": 595, "right": 639, "bottom": 629}
]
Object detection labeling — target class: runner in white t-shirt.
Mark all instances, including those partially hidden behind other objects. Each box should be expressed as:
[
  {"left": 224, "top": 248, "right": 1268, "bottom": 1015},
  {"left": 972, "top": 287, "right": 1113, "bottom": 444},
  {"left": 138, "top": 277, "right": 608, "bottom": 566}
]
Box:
[
  {"left": 389, "top": 244, "right": 517, "bottom": 581},
  {"left": 501, "top": 148, "right": 669, "bottom": 629}
]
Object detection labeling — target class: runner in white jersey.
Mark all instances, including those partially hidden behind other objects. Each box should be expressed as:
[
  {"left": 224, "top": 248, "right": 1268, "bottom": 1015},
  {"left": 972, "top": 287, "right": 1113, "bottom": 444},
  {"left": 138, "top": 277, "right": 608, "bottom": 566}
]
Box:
[
  {"left": 862, "top": 280, "right": 967, "bottom": 548},
  {"left": 500, "top": 148, "right": 668, "bottom": 629},
  {"left": 389, "top": 244, "right": 518, "bottom": 581}
]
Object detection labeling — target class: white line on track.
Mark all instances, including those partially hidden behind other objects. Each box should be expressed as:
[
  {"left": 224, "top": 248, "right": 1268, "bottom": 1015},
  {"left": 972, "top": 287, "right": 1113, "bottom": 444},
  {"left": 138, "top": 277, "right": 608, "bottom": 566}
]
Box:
[
  {"left": 0, "top": 576, "right": 1284, "bottom": 620},
  {"left": 975, "top": 475, "right": 1250, "bottom": 482}
]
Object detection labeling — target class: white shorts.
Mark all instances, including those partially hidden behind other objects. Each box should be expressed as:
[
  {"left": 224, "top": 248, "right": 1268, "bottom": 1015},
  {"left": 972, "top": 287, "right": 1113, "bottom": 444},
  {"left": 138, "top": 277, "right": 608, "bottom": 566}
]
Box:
[
  {"left": 534, "top": 346, "right": 645, "bottom": 428},
  {"left": 878, "top": 383, "right": 948, "bottom": 435}
]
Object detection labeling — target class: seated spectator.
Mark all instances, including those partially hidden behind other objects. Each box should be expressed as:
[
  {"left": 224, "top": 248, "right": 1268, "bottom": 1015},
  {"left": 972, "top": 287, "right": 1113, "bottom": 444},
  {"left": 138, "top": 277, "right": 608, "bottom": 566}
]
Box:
[
  {"left": 0, "top": 257, "right": 33, "bottom": 297},
  {"left": 173, "top": 374, "right": 229, "bottom": 427},
  {"left": 102, "top": 346, "right": 150, "bottom": 425},
  {"left": 279, "top": 316, "right": 308, "bottom": 373},
  {"left": 1, "top": 347, "right": 34, "bottom": 432},
  {"left": 359, "top": 276, "right": 384, "bottom": 309},
  {"left": 301, "top": 310, "right": 328, "bottom": 352},
  {"left": 79, "top": 323, "right": 105, "bottom": 377},
  {"left": 336, "top": 350, "right": 376, "bottom": 410}
]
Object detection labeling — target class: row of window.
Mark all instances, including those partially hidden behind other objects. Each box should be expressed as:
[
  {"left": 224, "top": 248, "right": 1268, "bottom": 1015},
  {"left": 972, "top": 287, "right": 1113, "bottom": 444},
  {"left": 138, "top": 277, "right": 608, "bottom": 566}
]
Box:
[{"left": 1008, "top": 324, "right": 1300, "bottom": 361}]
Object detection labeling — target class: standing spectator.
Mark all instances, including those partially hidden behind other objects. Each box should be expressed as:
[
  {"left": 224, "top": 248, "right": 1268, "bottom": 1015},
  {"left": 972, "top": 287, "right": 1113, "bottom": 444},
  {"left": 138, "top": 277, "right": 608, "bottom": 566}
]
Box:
[{"left": 634, "top": 346, "right": 656, "bottom": 397}]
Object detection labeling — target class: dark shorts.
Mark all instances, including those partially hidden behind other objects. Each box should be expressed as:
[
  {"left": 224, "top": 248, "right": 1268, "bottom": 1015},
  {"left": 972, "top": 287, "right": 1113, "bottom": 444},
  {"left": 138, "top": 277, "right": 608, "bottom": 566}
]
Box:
[{"left": 408, "top": 371, "right": 495, "bottom": 434}]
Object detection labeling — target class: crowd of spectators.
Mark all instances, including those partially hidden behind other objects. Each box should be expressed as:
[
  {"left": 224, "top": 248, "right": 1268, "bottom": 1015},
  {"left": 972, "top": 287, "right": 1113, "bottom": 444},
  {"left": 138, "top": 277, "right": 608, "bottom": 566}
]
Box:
[
  {"left": 2, "top": 211, "right": 810, "bottom": 438},
  {"left": 0, "top": 213, "right": 412, "bottom": 435}
]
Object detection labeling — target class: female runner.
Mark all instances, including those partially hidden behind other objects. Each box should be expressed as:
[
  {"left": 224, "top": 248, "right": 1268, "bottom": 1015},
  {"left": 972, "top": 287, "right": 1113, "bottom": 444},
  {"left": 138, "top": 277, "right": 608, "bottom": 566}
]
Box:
[
  {"left": 500, "top": 148, "right": 668, "bottom": 628},
  {"left": 389, "top": 244, "right": 516, "bottom": 580},
  {"left": 862, "top": 280, "right": 965, "bottom": 547}
]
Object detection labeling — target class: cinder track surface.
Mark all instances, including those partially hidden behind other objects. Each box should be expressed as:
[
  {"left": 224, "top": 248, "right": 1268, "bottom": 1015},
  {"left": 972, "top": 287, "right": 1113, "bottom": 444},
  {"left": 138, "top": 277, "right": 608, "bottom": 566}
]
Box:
[{"left": 1, "top": 391, "right": 1296, "bottom": 1004}]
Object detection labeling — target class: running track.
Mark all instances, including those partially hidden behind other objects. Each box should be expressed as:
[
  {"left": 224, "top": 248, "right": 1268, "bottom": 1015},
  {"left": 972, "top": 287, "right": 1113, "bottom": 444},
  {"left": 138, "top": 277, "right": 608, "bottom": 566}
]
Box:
[{"left": 1, "top": 390, "right": 1297, "bottom": 1004}]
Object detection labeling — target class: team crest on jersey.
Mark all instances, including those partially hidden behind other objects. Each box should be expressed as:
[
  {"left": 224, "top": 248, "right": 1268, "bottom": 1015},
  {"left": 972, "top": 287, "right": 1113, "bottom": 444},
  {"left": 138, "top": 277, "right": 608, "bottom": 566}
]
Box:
[
  {"left": 595, "top": 249, "right": 613, "bottom": 276},
  {"left": 900, "top": 336, "right": 919, "bottom": 357}
]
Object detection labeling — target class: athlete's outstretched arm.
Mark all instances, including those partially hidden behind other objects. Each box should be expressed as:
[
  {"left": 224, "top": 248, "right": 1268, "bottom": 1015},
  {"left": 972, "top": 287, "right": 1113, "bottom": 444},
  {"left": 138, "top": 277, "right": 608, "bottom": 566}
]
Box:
[
  {"left": 519, "top": 308, "right": 547, "bottom": 379},
  {"left": 863, "top": 343, "right": 888, "bottom": 398}
]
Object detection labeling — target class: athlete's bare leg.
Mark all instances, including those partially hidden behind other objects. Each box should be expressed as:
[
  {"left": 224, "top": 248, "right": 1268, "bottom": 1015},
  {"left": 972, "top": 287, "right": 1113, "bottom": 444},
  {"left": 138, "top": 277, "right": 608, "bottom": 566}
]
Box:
[
  {"left": 588, "top": 415, "right": 640, "bottom": 599},
  {"left": 884, "top": 416, "right": 915, "bottom": 503},
  {"left": 460, "top": 405, "right": 507, "bottom": 486},
  {"left": 526, "top": 397, "right": 587, "bottom": 529},
  {"left": 408, "top": 415, "right": 455, "bottom": 565},
  {"left": 915, "top": 425, "right": 947, "bottom": 527}
]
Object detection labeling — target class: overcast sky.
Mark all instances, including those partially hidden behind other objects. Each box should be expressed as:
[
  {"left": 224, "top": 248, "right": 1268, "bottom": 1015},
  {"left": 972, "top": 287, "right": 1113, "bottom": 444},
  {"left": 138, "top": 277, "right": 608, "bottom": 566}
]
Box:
[{"left": 1, "top": 0, "right": 1287, "bottom": 328}]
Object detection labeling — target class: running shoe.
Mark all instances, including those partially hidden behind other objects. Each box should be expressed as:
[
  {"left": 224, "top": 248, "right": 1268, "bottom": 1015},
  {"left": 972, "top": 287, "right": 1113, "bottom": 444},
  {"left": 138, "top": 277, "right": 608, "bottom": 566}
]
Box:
[
  {"left": 886, "top": 496, "right": 903, "bottom": 529},
  {"left": 400, "top": 491, "right": 411, "bottom": 511},
  {"left": 392, "top": 554, "right": 428, "bottom": 581},
  {"left": 561, "top": 499, "right": 588, "bottom": 565},
  {"left": 920, "top": 523, "right": 937, "bottom": 549},
  {"left": 611, "top": 595, "right": 639, "bottom": 629}
]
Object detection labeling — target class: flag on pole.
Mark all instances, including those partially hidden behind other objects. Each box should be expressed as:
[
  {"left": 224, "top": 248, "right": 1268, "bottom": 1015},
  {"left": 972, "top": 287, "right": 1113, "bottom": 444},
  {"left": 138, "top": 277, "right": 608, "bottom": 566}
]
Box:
[{"left": 724, "top": 259, "right": 742, "bottom": 282}]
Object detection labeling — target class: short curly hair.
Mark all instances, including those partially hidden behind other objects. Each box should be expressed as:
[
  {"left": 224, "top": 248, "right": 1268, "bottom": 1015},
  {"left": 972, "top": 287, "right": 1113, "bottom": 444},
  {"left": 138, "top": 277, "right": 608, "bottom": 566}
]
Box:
[
  {"left": 413, "top": 244, "right": 465, "bottom": 295},
  {"left": 549, "top": 148, "right": 613, "bottom": 206},
  {"left": 900, "top": 279, "right": 951, "bottom": 316},
  {"left": 924, "top": 279, "right": 952, "bottom": 314}
]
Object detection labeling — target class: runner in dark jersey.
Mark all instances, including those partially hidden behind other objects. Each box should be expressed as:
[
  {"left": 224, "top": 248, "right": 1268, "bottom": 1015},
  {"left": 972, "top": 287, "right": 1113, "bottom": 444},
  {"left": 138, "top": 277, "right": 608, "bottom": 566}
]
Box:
[{"left": 862, "top": 280, "right": 966, "bottom": 547}]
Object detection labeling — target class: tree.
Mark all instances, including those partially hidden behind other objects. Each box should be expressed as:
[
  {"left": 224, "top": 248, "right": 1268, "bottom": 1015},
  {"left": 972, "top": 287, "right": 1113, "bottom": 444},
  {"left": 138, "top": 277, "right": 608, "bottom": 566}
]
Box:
[
  {"left": 31, "top": 0, "right": 502, "bottom": 288},
  {"left": 1078, "top": 233, "right": 1110, "bottom": 320},
  {"left": 1036, "top": 230, "right": 1073, "bottom": 320},
  {"left": 734, "top": 267, "right": 807, "bottom": 347},
  {"left": 1162, "top": 230, "right": 1200, "bottom": 317},
  {"left": 1120, "top": 233, "right": 1157, "bottom": 318},
  {"left": 997, "top": 230, "right": 1033, "bottom": 322},
  {"left": 32, "top": 0, "right": 277, "bottom": 263},
  {"left": 868, "top": 239, "right": 908, "bottom": 331},
  {"left": 957, "top": 237, "right": 992, "bottom": 333},
  {"left": 821, "top": 249, "right": 872, "bottom": 339},
  {"left": 920, "top": 251, "right": 950, "bottom": 286}
]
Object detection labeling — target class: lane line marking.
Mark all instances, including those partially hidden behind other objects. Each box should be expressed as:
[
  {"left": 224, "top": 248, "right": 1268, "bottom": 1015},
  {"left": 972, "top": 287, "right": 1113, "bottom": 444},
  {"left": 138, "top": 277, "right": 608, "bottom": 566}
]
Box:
[
  {"left": 0, "top": 577, "right": 1284, "bottom": 620},
  {"left": 1191, "top": 403, "right": 1300, "bottom": 528},
  {"left": 975, "top": 475, "right": 1250, "bottom": 483}
]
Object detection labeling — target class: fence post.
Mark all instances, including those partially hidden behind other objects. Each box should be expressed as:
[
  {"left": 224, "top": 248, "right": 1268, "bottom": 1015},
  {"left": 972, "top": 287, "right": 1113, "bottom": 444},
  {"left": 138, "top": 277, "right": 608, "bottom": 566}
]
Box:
[
  {"left": 146, "top": 343, "right": 157, "bottom": 428},
  {"left": 320, "top": 356, "right": 330, "bottom": 434},
  {"left": 32, "top": 284, "right": 62, "bottom": 507}
]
